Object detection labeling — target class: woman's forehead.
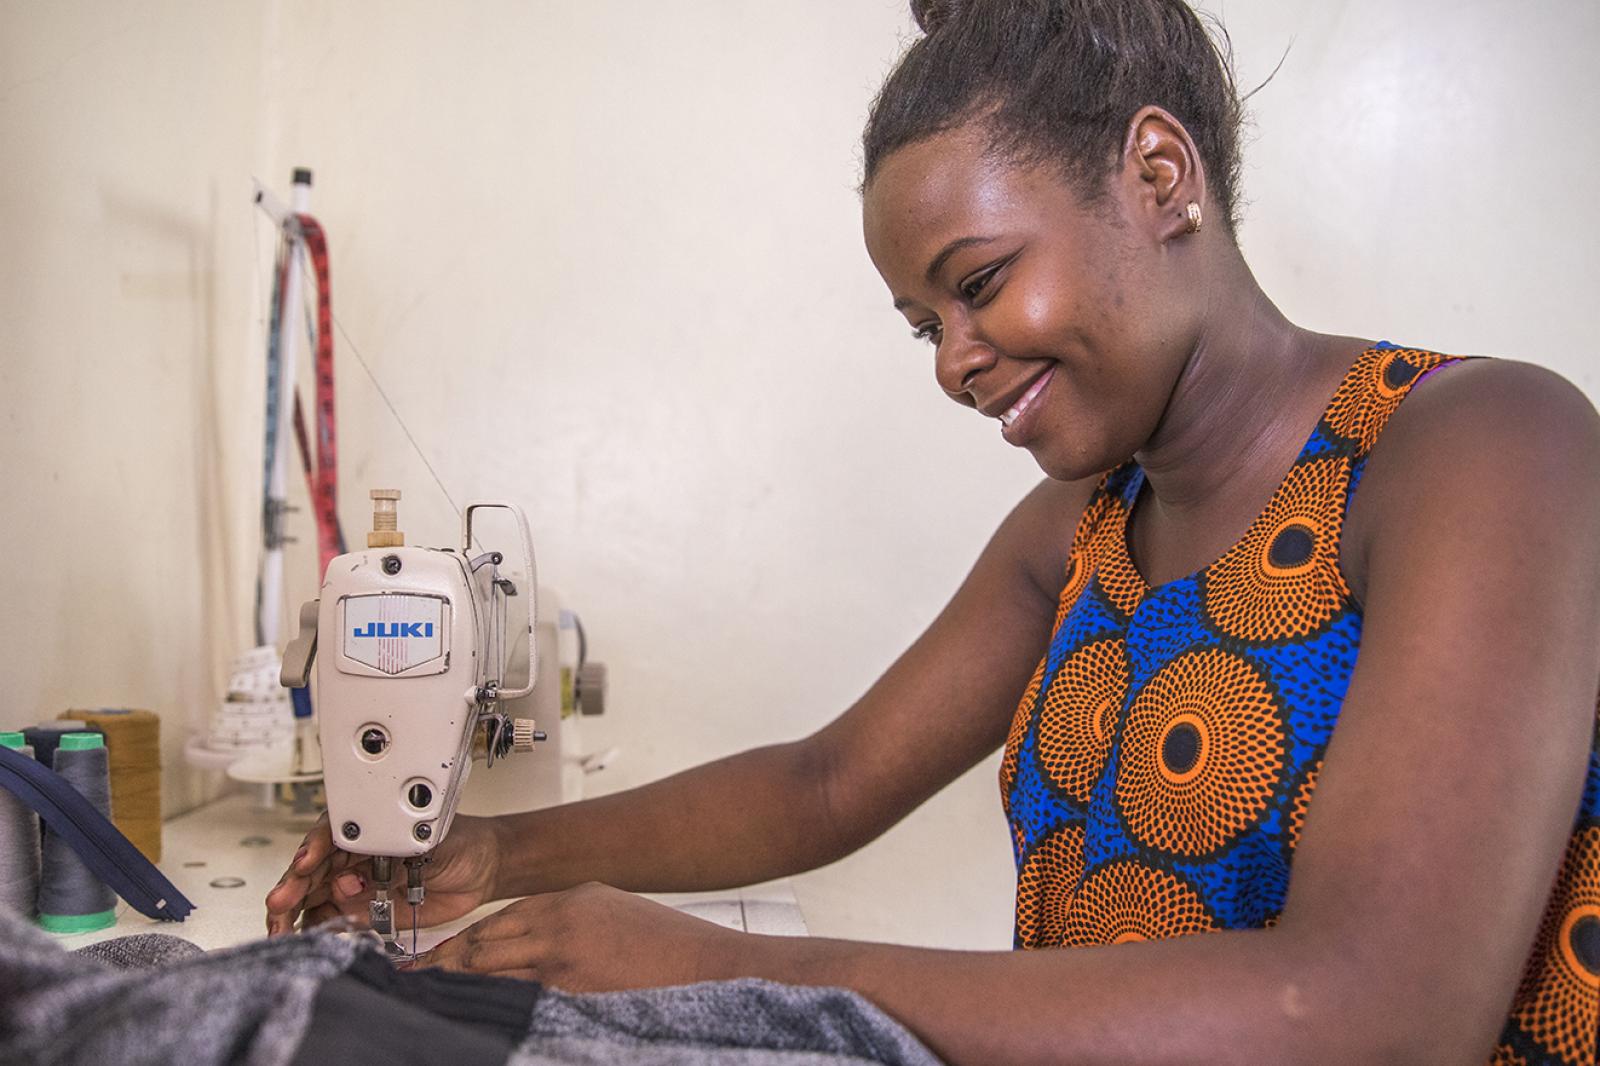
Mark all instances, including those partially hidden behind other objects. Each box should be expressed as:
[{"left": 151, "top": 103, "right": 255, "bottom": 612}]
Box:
[
  {"left": 863, "top": 130, "right": 1081, "bottom": 273},
  {"left": 867, "top": 130, "right": 1000, "bottom": 229}
]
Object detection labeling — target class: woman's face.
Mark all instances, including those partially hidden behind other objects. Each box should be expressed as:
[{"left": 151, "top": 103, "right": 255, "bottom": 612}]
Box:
[{"left": 862, "top": 123, "right": 1195, "bottom": 481}]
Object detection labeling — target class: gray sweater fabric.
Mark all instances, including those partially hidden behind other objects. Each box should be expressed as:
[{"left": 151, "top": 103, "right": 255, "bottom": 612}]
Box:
[
  {"left": 0, "top": 908, "right": 942, "bottom": 1066},
  {"left": 516, "top": 981, "right": 940, "bottom": 1066}
]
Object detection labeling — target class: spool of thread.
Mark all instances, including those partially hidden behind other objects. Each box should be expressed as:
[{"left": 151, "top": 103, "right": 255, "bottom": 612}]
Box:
[
  {"left": 21, "top": 721, "right": 87, "bottom": 781},
  {"left": 38, "top": 733, "right": 118, "bottom": 933},
  {"left": 0, "top": 732, "right": 42, "bottom": 919},
  {"left": 64, "top": 709, "right": 162, "bottom": 862}
]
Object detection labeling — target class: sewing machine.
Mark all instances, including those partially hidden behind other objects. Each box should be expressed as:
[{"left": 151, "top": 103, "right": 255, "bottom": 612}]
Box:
[{"left": 281, "top": 489, "right": 546, "bottom": 958}]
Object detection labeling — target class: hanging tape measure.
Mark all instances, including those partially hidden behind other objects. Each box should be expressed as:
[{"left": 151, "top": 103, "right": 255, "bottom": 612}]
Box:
[
  {"left": 61, "top": 709, "right": 162, "bottom": 863},
  {"left": 257, "top": 204, "right": 342, "bottom": 596},
  {"left": 295, "top": 213, "right": 342, "bottom": 577}
]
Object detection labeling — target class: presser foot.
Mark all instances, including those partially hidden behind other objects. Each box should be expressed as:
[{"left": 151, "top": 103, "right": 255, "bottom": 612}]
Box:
[
  {"left": 369, "top": 893, "right": 416, "bottom": 961},
  {"left": 368, "top": 890, "right": 424, "bottom": 962}
]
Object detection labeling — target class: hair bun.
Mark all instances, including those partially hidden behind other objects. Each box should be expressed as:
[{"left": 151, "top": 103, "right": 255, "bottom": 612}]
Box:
[{"left": 910, "top": 0, "right": 962, "bottom": 34}]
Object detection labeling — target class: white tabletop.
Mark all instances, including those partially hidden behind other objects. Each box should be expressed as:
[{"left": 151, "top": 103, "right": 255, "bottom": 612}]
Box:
[{"left": 48, "top": 791, "right": 806, "bottom": 954}]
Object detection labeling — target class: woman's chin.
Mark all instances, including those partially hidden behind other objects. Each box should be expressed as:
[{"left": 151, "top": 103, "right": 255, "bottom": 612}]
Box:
[
  {"left": 1023, "top": 431, "right": 1112, "bottom": 484},
  {"left": 1030, "top": 449, "right": 1097, "bottom": 484}
]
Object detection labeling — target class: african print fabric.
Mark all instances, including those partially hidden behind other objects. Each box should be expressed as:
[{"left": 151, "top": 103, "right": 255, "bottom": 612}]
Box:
[{"left": 1000, "top": 344, "right": 1600, "bottom": 1065}]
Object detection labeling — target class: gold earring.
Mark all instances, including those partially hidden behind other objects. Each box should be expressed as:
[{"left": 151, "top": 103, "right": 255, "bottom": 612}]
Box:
[{"left": 1185, "top": 201, "right": 1203, "bottom": 234}]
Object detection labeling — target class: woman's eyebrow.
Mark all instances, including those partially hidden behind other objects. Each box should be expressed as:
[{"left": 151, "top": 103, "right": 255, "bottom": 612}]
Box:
[
  {"left": 892, "top": 235, "right": 1000, "bottom": 311},
  {"left": 924, "top": 236, "right": 996, "bottom": 283}
]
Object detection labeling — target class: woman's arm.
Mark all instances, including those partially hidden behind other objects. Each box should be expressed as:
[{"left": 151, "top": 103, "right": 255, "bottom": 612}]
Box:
[
  {"left": 489, "top": 475, "right": 1092, "bottom": 898},
  {"left": 717, "top": 360, "right": 1600, "bottom": 1064},
  {"left": 431, "top": 361, "right": 1600, "bottom": 1066},
  {"left": 270, "top": 475, "right": 1092, "bottom": 930}
]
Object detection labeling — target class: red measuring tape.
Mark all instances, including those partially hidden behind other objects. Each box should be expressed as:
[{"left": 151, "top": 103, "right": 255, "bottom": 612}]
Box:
[{"left": 293, "top": 214, "right": 342, "bottom": 577}]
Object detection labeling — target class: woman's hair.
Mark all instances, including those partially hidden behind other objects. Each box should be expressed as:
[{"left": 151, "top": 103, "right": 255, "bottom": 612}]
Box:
[{"left": 862, "top": 0, "right": 1246, "bottom": 235}]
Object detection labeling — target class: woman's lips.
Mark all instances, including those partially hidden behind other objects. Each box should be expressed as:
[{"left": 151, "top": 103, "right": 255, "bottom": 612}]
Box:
[{"left": 999, "top": 366, "right": 1055, "bottom": 445}]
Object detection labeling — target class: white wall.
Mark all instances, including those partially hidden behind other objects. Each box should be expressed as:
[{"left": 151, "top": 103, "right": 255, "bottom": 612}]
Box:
[
  {"left": 1223, "top": 0, "right": 1600, "bottom": 385},
  {"left": 0, "top": 2, "right": 271, "bottom": 817},
  {"left": 1, "top": 0, "right": 1595, "bottom": 951}
]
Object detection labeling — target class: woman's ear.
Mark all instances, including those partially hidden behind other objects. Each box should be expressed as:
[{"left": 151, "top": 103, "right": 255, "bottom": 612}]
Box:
[{"left": 1121, "top": 105, "right": 1208, "bottom": 242}]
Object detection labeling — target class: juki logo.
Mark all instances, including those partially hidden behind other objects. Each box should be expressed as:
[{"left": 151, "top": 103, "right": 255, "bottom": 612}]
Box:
[{"left": 352, "top": 621, "right": 435, "bottom": 639}]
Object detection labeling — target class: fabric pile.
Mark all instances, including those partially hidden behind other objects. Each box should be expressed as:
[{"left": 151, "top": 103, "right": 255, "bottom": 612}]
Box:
[{"left": 0, "top": 908, "right": 941, "bottom": 1066}]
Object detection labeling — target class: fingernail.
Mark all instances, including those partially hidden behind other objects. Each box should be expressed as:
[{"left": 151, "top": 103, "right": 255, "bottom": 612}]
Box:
[
  {"left": 336, "top": 872, "right": 365, "bottom": 897},
  {"left": 292, "top": 846, "right": 309, "bottom": 867}
]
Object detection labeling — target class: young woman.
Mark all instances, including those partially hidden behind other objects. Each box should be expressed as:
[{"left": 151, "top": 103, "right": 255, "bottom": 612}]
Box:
[{"left": 268, "top": 2, "right": 1600, "bottom": 1062}]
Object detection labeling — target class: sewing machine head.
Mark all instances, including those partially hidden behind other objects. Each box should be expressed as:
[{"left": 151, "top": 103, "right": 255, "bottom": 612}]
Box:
[{"left": 282, "top": 489, "right": 543, "bottom": 954}]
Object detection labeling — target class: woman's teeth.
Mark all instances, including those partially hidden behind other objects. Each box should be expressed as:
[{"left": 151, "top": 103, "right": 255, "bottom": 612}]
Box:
[{"left": 999, "top": 369, "right": 1053, "bottom": 427}]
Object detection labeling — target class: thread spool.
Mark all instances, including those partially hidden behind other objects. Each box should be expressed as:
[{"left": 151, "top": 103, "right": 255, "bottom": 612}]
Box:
[
  {"left": 0, "top": 732, "right": 42, "bottom": 919},
  {"left": 64, "top": 709, "right": 162, "bottom": 862},
  {"left": 38, "top": 733, "right": 118, "bottom": 933},
  {"left": 21, "top": 721, "right": 87, "bottom": 781},
  {"left": 368, "top": 488, "right": 404, "bottom": 547}
]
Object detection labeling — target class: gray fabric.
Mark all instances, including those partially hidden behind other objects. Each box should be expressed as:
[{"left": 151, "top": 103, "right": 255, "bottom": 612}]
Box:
[
  {"left": 73, "top": 932, "right": 206, "bottom": 970},
  {"left": 516, "top": 982, "right": 942, "bottom": 1066},
  {"left": 0, "top": 906, "right": 942, "bottom": 1066},
  {"left": 0, "top": 907, "right": 359, "bottom": 1066}
]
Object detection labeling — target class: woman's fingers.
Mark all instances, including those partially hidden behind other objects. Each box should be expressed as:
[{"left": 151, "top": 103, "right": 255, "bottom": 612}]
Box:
[
  {"left": 263, "top": 812, "right": 395, "bottom": 936},
  {"left": 265, "top": 864, "right": 316, "bottom": 933},
  {"left": 271, "top": 855, "right": 331, "bottom": 907},
  {"left": 302, "top": 902, "right": 348, "bottom": 929},
  {"left": 414, "top": 900, "right": 545, "bottom": 975},
  {"left": 293, "top": 816, "right": 334, "bottom": 873},
  {"left": 299, "top": 865, "right": 341, "bottom": 912},
  {"left": 265, "top": 841, "right": 340, "bottom": 935},
  {"left": 332, "top": 870, "right": 368, "bottom": 900}
]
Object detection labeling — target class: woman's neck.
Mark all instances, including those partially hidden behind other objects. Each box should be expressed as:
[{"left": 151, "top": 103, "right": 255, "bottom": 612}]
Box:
[{"left": 1133, "top": 253, "right": 1354, "bottom": 521}]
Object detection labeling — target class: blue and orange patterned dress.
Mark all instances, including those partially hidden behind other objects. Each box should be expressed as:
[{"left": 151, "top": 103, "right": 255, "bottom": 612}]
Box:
[{"left": 1000, "top": 344, "right": 1600, "bottom": 1065}]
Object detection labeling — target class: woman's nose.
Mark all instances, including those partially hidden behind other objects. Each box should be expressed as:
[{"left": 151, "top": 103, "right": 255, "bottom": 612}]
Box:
[{"left": 933, "top": 327, "right": 996, "bottom": 405}]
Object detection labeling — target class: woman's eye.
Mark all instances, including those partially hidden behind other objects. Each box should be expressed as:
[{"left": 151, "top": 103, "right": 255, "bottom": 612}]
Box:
[
  {"left": 961, "top": 253, "right": 1019, "bottom": 302},
  {"left": 960, "top": 266, "right": 1000, "bottom": 302},
  {"left": 912, "top": 323, "right": 942, "bottom": 345}
]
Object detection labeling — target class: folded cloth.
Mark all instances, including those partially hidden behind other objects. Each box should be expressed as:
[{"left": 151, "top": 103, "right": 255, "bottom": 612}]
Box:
[{"left": 0, "top": 907, "right": 942, "bottom": 1066}]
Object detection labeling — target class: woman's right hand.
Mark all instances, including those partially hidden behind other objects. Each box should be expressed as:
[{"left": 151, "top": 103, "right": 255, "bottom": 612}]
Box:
[{"left": 265, "top": 812, "right": 503, "bottom": 936}]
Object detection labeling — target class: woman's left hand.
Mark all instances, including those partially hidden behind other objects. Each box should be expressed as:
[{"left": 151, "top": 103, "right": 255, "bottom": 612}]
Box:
[{"left": 410, "top": 882, "right": 742, "bottom": 991}]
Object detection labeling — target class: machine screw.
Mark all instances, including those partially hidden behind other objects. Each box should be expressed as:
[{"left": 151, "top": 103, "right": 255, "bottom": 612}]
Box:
[
  {"left": 381, "top": 554, "right": 402, "bottom": 575},
  {"left": 413, "top": 822, "right": 433, "bottom": 842},
  {"left": 342, "top": 821, "right": 361, "bottom": 841},
  {"left": 360, "top": 728, "right": 388, "bottom": 755}
]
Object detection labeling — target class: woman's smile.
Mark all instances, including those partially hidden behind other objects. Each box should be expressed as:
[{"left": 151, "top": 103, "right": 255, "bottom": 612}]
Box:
[{"left": 995, "top": 364, "right": 1056, "bottom": 445}]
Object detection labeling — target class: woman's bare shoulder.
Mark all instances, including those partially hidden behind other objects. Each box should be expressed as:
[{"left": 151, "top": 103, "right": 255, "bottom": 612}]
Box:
[
  {"left": 1384, "top": 356, "right": 1597, "bottom": 455},
  {"left": 1343, "top": 356, "right": 1600, "bottom": 601}
]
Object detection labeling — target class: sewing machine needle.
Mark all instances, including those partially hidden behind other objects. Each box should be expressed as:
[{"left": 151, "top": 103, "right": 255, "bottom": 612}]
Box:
[{"left": 411, "top": 906, "right": 418, "bottom": 959}]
